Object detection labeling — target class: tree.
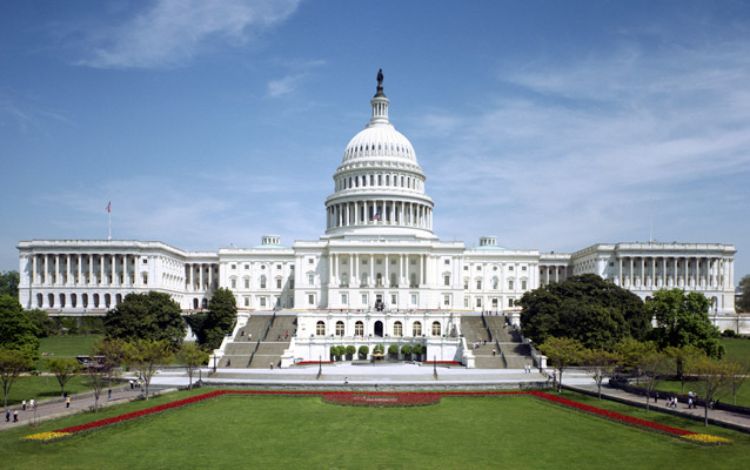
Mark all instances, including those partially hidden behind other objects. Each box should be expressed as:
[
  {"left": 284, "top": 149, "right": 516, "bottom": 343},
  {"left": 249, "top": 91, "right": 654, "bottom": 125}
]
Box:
[
  {"left": 104, "top": 292, "right": 185, "bottom": 349},
  {"left": 0, "top": 348, "right": 34, "bottom": 412},
  {"left": 664, "top": 345, "right": 705, "bottom": 392},
  {"left": 200, "top": 288, "right": 237, "bottom": 349},
  {"left": 0, "top": 271, "right": 19, "bottom": 298},
  {"left": 738, "top": 274, "right": 750, "bottom": 312},
  {"left": 88, "top": 338, "right": 126, "bottom": 412},
  {"left": 539, "top": 337, "right": 584, "bottom": 392},
  {"left": 25, "top": 309, "right": 57, "bottom": 337},
  {"left": 123, "top": 339, "right": 173, "bottom": 400},
  {"left": 519, "top": 274, "right": 650, "bottom": 350},
  {"left": 388, "top": 344, "right": 399, "bottom": 358},
  {"left": 345, "top": 345, "right": 356, "bottom": 359},
  {"left": 638, "top": 351, "right": 674, "bottom": 412},
  {"left": 692, "top": 357, "right": 734, "bottom": 426},
  {"left": 724, "top": 360, "right": 749, "bottom": 406},
  {"left": 47, "top": 357, "right": 80, "bottom": 398},
  {"left": 177, "top": 343, "right": 208, "bottom": 390},
  {"left": 582, "top": 348, "right": 620, "bottom": 399},
  {"left": 0, "top": 294, "right": 40, "bottom": 352},
  {"left": 614, "top": 338, "right": 657, "bottom": 382},
  {"left": 647, "top": 289, "right": 724, "bottom": 358},
  {"left": 358, "top": 345, "right": 369, "bottom": 360}
]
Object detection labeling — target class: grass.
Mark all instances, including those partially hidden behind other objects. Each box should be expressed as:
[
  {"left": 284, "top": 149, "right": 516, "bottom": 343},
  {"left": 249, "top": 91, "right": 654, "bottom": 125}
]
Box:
[
  {"left": 1, "top": 389, "right": 749, "bottom": 469},
  {"left": 39, "top": 335, "right": 103, "bottom": 358},
  {"left": 721, "top": 337, "right": 750, "bottom": 363},
  {"left": 4, "top": 376, "right": 92, "bottom": 406}
]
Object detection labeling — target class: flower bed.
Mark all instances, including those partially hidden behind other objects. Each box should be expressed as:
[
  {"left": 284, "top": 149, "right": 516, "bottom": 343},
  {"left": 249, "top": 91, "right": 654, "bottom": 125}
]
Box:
[{"left": 21, "top": 389, "right": 730, "bottom": 445}]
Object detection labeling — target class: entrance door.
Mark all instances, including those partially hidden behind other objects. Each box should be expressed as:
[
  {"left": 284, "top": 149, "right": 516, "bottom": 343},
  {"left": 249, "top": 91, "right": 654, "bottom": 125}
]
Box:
[{"left": 374, "top": 320, "right": 384, "bottom": 337}]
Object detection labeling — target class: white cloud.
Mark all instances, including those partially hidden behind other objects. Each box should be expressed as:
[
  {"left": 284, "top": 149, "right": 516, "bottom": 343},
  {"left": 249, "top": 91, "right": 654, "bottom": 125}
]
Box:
[
  {"left": 267, "top": 59, "right": 326, "bottom": 97},
  {"left": 79, "top": 0, "right": 301, "bottom": 69},
  {"left": 415, "top": 41, "right": 750, "bottom": 257}
]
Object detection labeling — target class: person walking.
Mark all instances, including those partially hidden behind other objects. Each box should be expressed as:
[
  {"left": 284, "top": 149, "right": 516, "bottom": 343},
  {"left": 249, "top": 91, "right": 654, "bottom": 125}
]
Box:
[
  {"left": 22, "top": 400, "right": 26, "bottom": 411},
  {"left": 65, "top": 396, "right": 71, "bottom": 409},
  {"left": 29, "top": 399, "right": 35, "bottom": 410},
  {"left": 13, "top": 410, "right": 18, "bottom": 422},
  {"left": 5, "top": 409, "right": 10, "bottom": 422},
  {"left": 108, "top": 388, "right": 112, "bottom": 400}
]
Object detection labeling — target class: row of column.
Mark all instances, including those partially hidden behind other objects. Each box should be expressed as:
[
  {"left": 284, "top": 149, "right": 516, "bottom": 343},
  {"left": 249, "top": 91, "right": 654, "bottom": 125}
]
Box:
[
  {"left": 327, "top": 200, "right": 432, "bottom": 230},
  {"left": 34, "top": 291, "right": 120, "bottom": 310},
  {"left": 336, "top": 172, "right": 422, "bottom": 192},
  {"left": 185, "top": 263, "right": 218, "bottom": 292},
  {"left": 30, "top": 253, "right": 141, "bottom": 288},
  {"left": 540, "top": 266, "right": 567, "bottom": 285},
  {"left": 328, "top": 253, "right": 428, "bottom": 289},
  {"left": 617, "top": 256, "right": 732, "bottom": 289}
]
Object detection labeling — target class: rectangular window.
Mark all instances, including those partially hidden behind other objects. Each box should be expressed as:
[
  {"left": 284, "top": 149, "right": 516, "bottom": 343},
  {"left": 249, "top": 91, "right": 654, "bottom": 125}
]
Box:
[
  {"left": 509, "top": 280, "right": 514, "bottom": 290},
  {"left": 476, "top": 280, "right": 482, "bottom": 289},
  {"left": 260, "top": 297, "right": 266, "bottom": 307},
  {"left": 341, "top": 293, "right": 348, "bottom": 304},
  {"left": 308, "top": 294, "right": 315, "bottom": 305},
  {"left": 444, "top": 275, "right": 450, "bottom": 286},
  {"left": 444, "top": 259, "right": 450, "bottom": 265},
  {"left": 464, "top": 297, "right": 469, "bottom": 308},
  {"left": 244, "top": 297, "right": 249, "bottom": 307},
  {"left": 509, "top": 266, "right": 514, "bottom": 271},
  {"left": 244, "top": 279, "right": 249, "bottom": 289},
  {"left": 244, "top": 264, "right": 249, "bottom": 270},
  {"left": 231, "top": 279, "right": 237, "bottom": 288},
  {"left": 508, "top": 298, "right": 514, "bottom": 307},
  {"left": 391, "top": 294, "right": 397, "bottom": 304},
  {"left": 443, "top": 295, "right": 450, "bottom": 306},
  {"left": 308, "top": 273, "right": 314, "bottom": 285},
  {"left": 410, "top": 294, "right": 418, "bottom": 305},
  {"left": 522, "top": 266, "right": 527, "bottom": 271},
  {"left": 476, "top": 298, "right": 482, "bottom": 308},
  {"left": 362, "top": 293, "right": 368, "bottom": 305},
  {"left": 231, "top": 264, "right": 236, "bottom": 270},
  {"left": 521, "top": 280, "right": 527, "bottom": 290},
  {"left": 276, "top": 278, "right": 282, "bottom": 289}
]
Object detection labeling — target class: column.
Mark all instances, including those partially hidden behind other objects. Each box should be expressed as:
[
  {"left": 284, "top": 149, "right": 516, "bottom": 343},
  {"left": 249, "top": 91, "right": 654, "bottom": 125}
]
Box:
[
  {"left": 208, "top": 264, "right": 213, "bottom": 290},
  {"left": 629, "top": 257, "right": 634, "bottom": 287},
  {"left": 354, "top": 203, "right": 359, "bottom": 226},
  {"left": 54, "top": 255, "right": 60, "bottom": 285},
  {"left": 123, "top": 255, "right": 128, "bottom": 286},
  {"left": 384, "top": 255, "right": 389, "bottom": 287},
  {"left": 618, "top": 258, "right": 623, "bottom": 285},
  {"left": 684, "top": 257, "right": 688, "bottom": 288},
  {"left": 77, "top": 254, "right": 82, "bottom": 285},
  {"left": 32, "top": 255, "right": 37, "bottom": 285},
  {"left": 640, "top": 257, "right": 645, "bottom": 288},
  {"left": 199, "top": 264, "right": 204, "bottom": 290},
  {"left": 651, "top": 258, "right": 655, "bottom": 288},
  {"left": 88, "top": 255, "right": 93, "bottom": 285},
  {"left": 353, "top": 254, "right": 358, "bottom": 286},
  {"left": 370, "top": 254, "right": 374, "bottom": 287},
  {"left": 554, "top": 266, "right": 559, "bottom": 283}
]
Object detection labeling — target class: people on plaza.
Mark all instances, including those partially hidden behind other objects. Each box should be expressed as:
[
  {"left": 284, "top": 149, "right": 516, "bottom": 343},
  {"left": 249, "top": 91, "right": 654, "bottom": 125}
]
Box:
[
  {"left": 66, "top": 396, "right": 71, "bottom": 409},
  {"left": 13, "top": 410, "right": 18, "bottom": 422},
  {"left": 5, "top": 409, "right": 9, "bottom": 422},
  {"left": 22, "top": 399, "right": 26, "bottom": 411}
]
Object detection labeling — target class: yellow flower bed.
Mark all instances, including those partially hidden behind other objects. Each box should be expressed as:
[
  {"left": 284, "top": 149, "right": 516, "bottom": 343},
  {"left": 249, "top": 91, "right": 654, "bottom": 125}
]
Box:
[
  {"left": 23, "top": 431, "right": 71, "bottom": 442},
  {"left": 681, "top": 433, "right": 732, "bottom": 445}
]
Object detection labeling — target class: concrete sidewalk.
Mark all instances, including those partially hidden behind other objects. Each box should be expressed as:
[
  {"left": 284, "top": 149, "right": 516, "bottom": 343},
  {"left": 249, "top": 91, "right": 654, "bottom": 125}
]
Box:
[
  {"left": 1, "top": 383, "right": 171, "bottom": 432},
  {"left": 565, "top": 381, "right": 750, "bottom": 434}
]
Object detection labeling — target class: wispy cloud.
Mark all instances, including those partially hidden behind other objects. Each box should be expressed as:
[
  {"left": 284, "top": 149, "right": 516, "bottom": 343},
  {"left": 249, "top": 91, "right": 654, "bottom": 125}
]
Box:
[
  {"left": 0, "top": 93, "right": 75, "bottom": 133},
  {"left": 267, "top": 59, "right": 325, "bottom": 97},
  {"left": 413, "top": 41, "right": 750, "bottom": 252},
  {"left": 78, "top": 0, "right": 301, "bottom": 69}
]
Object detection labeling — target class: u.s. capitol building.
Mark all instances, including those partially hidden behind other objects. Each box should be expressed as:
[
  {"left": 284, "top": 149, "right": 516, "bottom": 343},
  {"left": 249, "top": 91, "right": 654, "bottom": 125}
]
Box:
[{"left": 16, "top": 73, "right": 742, "bottom": 364}]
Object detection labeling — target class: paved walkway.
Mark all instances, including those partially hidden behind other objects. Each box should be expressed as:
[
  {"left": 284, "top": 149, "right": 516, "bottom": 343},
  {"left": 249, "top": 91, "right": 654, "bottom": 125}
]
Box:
[
  {"left": 560, "top": 372, "right": 750, "bottom": 433},
  {"left": 1, "top": 383, "right": 171, "bottom": 432}
]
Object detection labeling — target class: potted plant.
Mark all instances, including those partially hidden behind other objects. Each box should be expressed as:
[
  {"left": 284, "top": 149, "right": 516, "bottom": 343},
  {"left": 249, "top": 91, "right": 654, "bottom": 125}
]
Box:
[
  {"left": 388, "top": 344, "right": 399, "bottom": 360},
  {"left": 358, "top": 345, "right": 369, "bottom": 360},
  {"left": 401, "top": 344, "right": 412, "bottom": 360},
  {"left": 345, "top": 345, "right": 356, "bottom": 361},
  {"left": 329, "top": 345, "right": 337, "bottom": 362},
  {"left": 412, "top": 344, "right": 424, "bottom": 361}
]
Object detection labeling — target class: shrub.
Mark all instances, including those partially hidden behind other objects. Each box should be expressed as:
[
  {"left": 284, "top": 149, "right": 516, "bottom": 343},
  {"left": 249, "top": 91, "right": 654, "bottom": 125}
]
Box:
[
  {"left": 358, "top": 345, "right": 369, "bottom": 360},
  {"left": 330, "top": 346, "right": 337, "bottom": 360},
  {"left": 401, "top": 344, "right": 412, "bottom": 356},
  {"left": 388, "top": 344, "right": 399, "bottom": 357},
  {"left": 346, "top": 345, "right": 356, "bottom": 359},
  {"left": 722, "top": 329, "right": 737, "bottom": 338},
  {"left": 374, "top": 344, "right": 385, "bottom": 354}
]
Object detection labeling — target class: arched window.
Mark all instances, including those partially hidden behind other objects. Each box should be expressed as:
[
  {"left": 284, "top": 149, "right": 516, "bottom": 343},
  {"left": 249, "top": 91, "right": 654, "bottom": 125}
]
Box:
[
  {"left": 115, "top": 293, "right": 122, "bottom": 305},
  {"left": 244, "top": 277, "right": 250, "bottom": 289},
  {"left": 355, "top": 321, "right": 364, "bottom": 336},
  {"left": 412, "top": 321, "right": 422, "bottom": 336},
  {"left": 193, "top": 298, "right": 199, "bottom": 309},
  {"left": 59, "top": 293, "right": 66, "bottom": 308},
  {"left": 431, "top": 321, "right": 442, "bottom": 336},
  {"left": 393, "top": 321, "right": 403, "bottom": 337},
  {"left": 316, "top": 321, "right": 326, "bottom": 336},
  {"left": 444, "top": 274, "right": 451, "bottom": 287},
  {"left": 36, "top": 293, "right": 43, "bottom": 308},
  {"left": 202, "top": 298, "right": 208, "bottom": 309},
  {"left": 104, "top": 294, "right": 111, "bottom": 308},
  {"left": 93, "top": 293, "right": 99, "bottom": 308},
  {"left": 260, "top": 275, "right": 267, "bottom": 289},
  {"left": 476, "top": 279, "right": 482, "bottom": 290},
  {"left": 336, "top": 321, "right": 345, "bottom": 336},
  {"left": 48, "top": 293, "right": 55, "bottom": 308},
  {"left": 82, "top": 293, "right": 88, "bottom": 308},
  {"left": 230, "top": 277, "right": 237, "bottom": 289},
  {"left": 71, "top": 294, "right": 77, "bottom": 308}
]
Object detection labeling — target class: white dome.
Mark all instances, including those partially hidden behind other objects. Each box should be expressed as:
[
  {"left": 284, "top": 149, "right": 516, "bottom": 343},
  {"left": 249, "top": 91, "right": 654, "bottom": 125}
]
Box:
[{"left": 343, "top": 124, "right": 417, "bottom": 163}]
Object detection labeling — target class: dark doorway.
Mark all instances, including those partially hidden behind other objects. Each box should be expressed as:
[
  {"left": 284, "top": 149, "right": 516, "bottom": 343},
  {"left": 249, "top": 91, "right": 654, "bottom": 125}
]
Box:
[{"left": 374, "top": 320, "right": 384, "bottom": 337}]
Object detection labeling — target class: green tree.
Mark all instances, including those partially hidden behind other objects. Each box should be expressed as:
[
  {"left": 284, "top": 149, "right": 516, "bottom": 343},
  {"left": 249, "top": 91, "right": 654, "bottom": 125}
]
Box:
[
  {"left": 177, "top": 342, "right": 208, "bottom": 389},
  {"left": 614, "top": 338, "right": 657, "bottom": 381},
  {"left": 738, "top": 274, "right": 750, "bottom": 312},
  {"left": 47, "top": 357, "right": 80, "bottom": 397},
  {"left": 0, "top": 271, "right": 19, "bottom": 298},
  {"left": 0, "top": 348, "right": 34, "bottom": 412},
  {"left": 539, "top": 337, "right": 585, "bottom": 392},
  {"left": 25, "top": 309, "right": 57, "bottom": 337},
  {"left": 358, "top": 345, "right": 369, "bottom": 360},
  {"left": 104, "top": 292, "right": 185, "bottom": 349},
  {"left": 345, "top": 345, "right": 356, "bottom": 359},
  {"left": 692, "top": 357, "right": 734, "bottom": 426},
  {"left": 200, "top": 288, "right": 237, "bottom": 349},
  {"left": 123, "top": 339, "right": 173, "bottom": 400},
  {"left": 582, "top": 348, "right": 620, "bottom": 399},
  {"left": 388, "top": 344, "right": 399, "bottom": 358},
  {"left": 725, "top": 361, "right": 748, "bottom": 406},
  {"left": 0, "top": 295, "right": 40, "bottom": 352},
  {"left": 519, "top": 274, "right": 650, "bottom": 349},
  {"left": 664, "top": 345, "right": 706, "bottom": 392},
  {"left": 638, "top": 351, "right": 674, "bottom": 412},
  {"left": 647, "top": 289, "right": 723, "bottom": 358}
]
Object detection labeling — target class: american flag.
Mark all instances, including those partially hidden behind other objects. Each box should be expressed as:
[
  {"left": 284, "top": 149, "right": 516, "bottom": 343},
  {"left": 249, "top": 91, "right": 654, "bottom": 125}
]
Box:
[{"left": 105, "top": 201, "right": 111, "bottom": 213}]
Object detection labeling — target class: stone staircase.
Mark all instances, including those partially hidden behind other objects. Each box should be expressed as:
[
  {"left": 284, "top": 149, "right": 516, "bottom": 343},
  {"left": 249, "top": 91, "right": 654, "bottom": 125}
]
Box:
[
  {"left": 462, "top": 315, "right": 534, "bottom": 369},
  {"left": 218, "top": 314, "right": 296, "bottom": 369},
  {"left": 247, "top": 316, "right": 297, "bottom": 369}
]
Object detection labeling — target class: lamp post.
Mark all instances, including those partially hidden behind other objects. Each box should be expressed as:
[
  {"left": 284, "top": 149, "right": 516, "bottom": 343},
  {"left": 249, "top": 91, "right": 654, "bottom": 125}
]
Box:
[
  {"left": 317, "top": 355, "right": 322, "bottom": 380},
  {"left": 433, "top": 354, "right": 438, "bottom": 380}
]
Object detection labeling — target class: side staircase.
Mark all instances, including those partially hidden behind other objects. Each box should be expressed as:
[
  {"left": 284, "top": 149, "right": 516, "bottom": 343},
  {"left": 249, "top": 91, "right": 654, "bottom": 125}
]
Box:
[
  {"left": 218, "top": 314, "right": 296, "bottom": 369},
  {"left": 462, "top": 315, "right": 534, "bottom": 369}
]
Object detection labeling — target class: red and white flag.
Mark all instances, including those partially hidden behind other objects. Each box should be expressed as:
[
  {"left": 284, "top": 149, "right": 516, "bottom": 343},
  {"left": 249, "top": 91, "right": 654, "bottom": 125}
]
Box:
[{"left": 105, "top": 201, "right": 111, "bottom": 213}]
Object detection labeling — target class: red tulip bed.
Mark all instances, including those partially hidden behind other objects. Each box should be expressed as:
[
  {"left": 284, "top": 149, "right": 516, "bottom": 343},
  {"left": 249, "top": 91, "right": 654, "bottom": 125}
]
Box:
[{"left": 24, "top": 389, "right": 728, "bottom": 445}]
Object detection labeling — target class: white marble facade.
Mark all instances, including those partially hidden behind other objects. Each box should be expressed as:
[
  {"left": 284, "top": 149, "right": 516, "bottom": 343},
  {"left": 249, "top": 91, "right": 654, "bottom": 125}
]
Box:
[{"left": 16, "top": 76, "right": 739, "bottom": 336}]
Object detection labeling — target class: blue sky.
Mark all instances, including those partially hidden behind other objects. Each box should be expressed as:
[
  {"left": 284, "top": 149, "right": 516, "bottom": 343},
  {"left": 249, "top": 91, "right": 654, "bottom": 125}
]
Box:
[{"left": 1, "top": 0, "right": 749, "bottom": 282}]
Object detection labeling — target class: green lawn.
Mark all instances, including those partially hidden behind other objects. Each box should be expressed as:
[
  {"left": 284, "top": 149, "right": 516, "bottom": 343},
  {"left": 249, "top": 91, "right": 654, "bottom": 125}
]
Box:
[
  {"left": 4, "top": 375, "right": 92, "bottom": 406},
  {"left": 39, "top": 334, "right": 103, "bottom": 358},
  {"left": 1, "top": 389, "right": 749, "bottom": 469},
  {"left": 721, "top": 337, "right": 750, "bottom": 363}
]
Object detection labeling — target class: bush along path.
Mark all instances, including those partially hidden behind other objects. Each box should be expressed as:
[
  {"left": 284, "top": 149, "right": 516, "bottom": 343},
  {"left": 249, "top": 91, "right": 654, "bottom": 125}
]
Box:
[{"left": 23, "top": 389, "right": 730, "bottom": 445}]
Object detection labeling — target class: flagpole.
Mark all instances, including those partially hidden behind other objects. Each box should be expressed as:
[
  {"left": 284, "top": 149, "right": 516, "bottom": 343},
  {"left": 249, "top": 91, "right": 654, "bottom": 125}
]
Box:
[{"left": 108, "top": 210, "right": 112, "bottom": 241}]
